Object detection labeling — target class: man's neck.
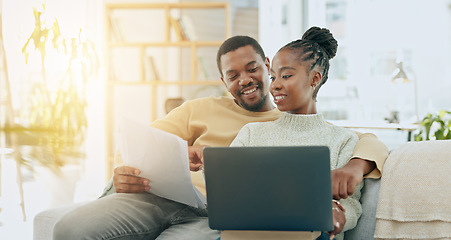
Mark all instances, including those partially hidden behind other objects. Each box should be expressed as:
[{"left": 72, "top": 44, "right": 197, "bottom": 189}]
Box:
[
  {"left": 259, "top": 102, "right": 276, "bottom": 112},
  {"left": 234, "top": 99, "right": 276, "bottom": 112}
]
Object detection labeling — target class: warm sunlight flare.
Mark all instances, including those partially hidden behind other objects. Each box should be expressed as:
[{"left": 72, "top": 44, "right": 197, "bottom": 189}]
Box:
[{"left": 0, "top": 0, "right": 450, "bottom": 239}]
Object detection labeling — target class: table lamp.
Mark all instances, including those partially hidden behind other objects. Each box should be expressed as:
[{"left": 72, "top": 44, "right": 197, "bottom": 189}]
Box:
[
  {"left": 391, "top": 62, "right": 410, "bottom": 84},
  {"left": 390, "top": 61, "right": 420, "bottom": 123}
]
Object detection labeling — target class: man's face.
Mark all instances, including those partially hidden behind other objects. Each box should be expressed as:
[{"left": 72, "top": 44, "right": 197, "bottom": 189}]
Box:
[{"left": 220, "top": 45, "right": 272, "bottom": 112}]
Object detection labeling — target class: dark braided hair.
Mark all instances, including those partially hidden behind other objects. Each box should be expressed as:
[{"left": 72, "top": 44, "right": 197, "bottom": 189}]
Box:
[{"left": 279, "top": 26, "right": 338, "bottom": 100}]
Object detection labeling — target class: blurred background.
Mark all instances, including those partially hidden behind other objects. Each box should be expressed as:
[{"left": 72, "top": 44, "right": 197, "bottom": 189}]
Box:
[{"left": 0, "top": 0, "right": 450, "bottom": 238}]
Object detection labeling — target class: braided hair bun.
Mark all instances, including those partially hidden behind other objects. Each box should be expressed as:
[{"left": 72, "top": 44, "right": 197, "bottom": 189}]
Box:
[{"left": 301, "top": 26, "right": 338, "bottom": 60}]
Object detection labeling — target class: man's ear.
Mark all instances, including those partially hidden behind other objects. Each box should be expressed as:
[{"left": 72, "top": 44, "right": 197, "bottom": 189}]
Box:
[
  {"left": 221, "top": 77, "right": 232, "bottom": 95},
  {"left": 265, "top": 57, "right": 270, "bottom": 72},
  {"left": 221, "top": 76, "right": 227, "bottom": 88}
]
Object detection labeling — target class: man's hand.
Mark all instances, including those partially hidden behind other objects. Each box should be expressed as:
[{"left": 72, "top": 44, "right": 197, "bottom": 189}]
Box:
[
  {"left": 331, "top": 159, "right": 367, "bottom": 199},
  {"left": 329, "top": 200, "right": 346, "bottom": 239},
  {"left": 113, "top": 166, "right": 150, "bottom": 193},
  {"left": 189, "top": 145, "right": 208, "bottom": 171}
]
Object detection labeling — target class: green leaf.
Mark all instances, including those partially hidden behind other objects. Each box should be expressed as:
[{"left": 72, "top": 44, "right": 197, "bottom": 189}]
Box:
[
  {"left": 414, "top": 129, "right": 423, "bottom": 141},
  {"left": 435, "top": 129, "right": 445, "bottom": 140}
]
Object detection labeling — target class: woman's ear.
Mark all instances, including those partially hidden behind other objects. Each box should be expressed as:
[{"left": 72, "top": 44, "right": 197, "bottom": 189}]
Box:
[{"left": 311, "top": 71, "right": 322, "bottom": 88}]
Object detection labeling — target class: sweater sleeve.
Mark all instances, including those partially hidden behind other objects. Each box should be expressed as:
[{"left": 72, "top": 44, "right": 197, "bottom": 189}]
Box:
[
  {"left": 336, "top": 134, "right": 363, "bottom": 233},
  {"left": 352, "top": 131, "right": 389, "bottom": 179},
  {"left": 230, "top": 125, "right": 251, "bottom": 146}
]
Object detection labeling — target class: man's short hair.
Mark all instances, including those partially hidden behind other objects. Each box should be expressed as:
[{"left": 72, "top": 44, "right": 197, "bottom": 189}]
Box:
[{"left": 216, "top": 36, "right": 266, "bottom": 77}]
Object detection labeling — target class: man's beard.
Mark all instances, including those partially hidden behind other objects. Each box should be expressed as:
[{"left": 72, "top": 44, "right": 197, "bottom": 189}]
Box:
[{"left": 240, "top": 93, "right": 268, "bottom": 112}]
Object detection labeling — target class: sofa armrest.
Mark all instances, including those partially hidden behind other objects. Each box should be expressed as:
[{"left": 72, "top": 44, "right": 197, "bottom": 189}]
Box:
[
  {"left": 344, "top": 178, "right": 381, "bottom": 240},
  {"left": 33, "top": 202, "right": 88, "bottom": 240}
]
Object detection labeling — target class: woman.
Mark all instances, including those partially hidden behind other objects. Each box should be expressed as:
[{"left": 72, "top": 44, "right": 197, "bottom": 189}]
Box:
[{"left": 230, "top": 26, "right": 361, "bottom": 240}]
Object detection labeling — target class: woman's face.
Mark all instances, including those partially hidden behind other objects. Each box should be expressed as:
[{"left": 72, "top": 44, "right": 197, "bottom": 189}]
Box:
[{"left": 269, "top": 49, "right": 321, "bottom": 114}]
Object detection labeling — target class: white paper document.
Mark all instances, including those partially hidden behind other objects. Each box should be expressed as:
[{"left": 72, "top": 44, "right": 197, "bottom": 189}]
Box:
[{"left": 117, "top": 117, "right": 206, "bottom": 209}]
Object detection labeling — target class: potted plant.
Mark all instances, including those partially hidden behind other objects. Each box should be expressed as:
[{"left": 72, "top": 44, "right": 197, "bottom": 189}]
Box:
[
  {"left": 18, "top": 4, "right": 98, "bottom": 205},
  {"left": 414, "top": 110, "right": 451, "bottom": 141}
]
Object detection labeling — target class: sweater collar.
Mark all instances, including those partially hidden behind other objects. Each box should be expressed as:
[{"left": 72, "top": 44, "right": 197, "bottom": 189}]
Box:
[{"left": 276, "top": 112, "right": 327, "bottom": 130}]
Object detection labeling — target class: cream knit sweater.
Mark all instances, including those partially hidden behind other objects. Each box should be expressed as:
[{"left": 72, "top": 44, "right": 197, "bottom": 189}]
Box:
[{"left": 231, "top": 113, "right": 363, "bottom": 240}]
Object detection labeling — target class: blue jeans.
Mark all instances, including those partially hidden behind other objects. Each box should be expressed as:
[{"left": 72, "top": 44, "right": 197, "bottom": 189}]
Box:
[{"left": 53, "top": 192, "right": 220, "bottom": 240}]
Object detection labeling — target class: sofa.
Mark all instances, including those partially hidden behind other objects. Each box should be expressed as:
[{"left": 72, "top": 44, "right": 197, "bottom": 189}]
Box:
[{"left": 34, "top": 140, "right": 451, "bottom": 240}]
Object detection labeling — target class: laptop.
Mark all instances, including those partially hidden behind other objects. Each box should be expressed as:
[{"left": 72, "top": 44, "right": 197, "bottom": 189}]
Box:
[{"left": 203, "top": 146, "right": 333, "bottom": 232}]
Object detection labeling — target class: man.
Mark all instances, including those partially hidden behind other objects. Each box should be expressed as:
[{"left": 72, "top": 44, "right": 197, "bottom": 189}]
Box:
[{"left": 53, "top": 36, "right": 388, "bottom": 240}]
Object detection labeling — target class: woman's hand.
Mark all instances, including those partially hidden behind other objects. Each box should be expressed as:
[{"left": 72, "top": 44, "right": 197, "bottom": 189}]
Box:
[
  {"left": 113, "top": 166, "right": 150, "bottom": 193},
  {"left": 189, "top": 145, "right": 208, "bottom": 171},
  {"left": 328, "top": 200, "right": 346, "bottom": 239}
]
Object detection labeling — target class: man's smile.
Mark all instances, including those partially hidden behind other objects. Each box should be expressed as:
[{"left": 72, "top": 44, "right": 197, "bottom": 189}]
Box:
[{"left": 241, "top": 86, "right": 258, "bottom": 95}]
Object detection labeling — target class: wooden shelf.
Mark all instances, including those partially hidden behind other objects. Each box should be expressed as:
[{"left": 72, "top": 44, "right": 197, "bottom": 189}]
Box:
[
  {"left": 105, "top": 2, "right": 230, "bottom": 181},
  {"left": 110, "top": 81, "right": 223, "bottom": 86},
  {"left": 108, "top": 41, "right": 224, "bottom": 47},
  {"left": 106, "top": 2, "right": 229, "bottom": 10}
]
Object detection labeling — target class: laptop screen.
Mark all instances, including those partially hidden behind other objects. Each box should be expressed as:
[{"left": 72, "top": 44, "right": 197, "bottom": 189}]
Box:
[{"left": 203, "top": 146, "right": 333, "bottom": 232}]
